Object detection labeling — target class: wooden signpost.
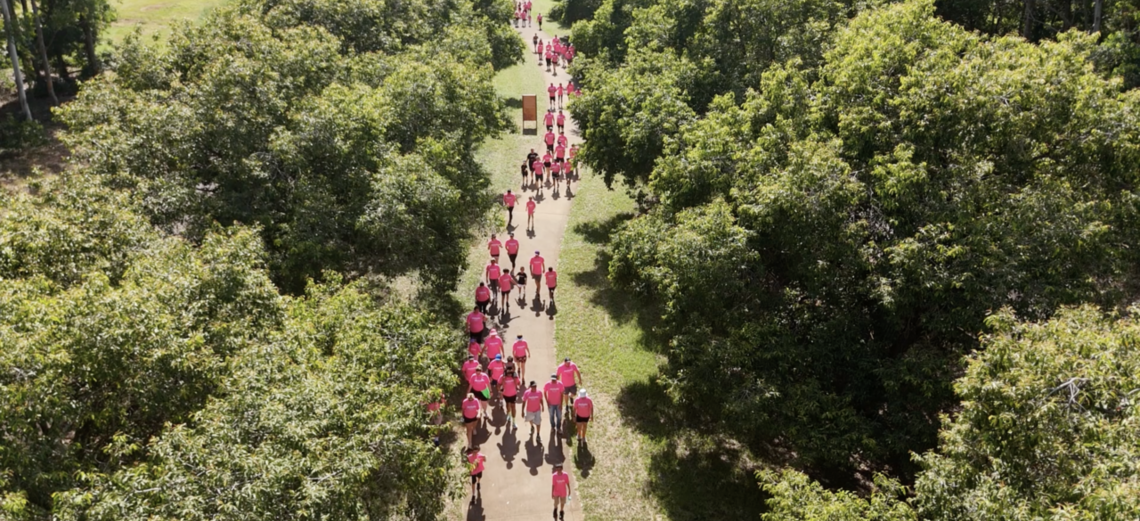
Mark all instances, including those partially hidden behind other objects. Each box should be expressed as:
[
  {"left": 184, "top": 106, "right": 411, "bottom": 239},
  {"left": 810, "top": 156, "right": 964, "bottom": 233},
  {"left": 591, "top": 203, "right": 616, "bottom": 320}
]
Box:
[{"left": 521, "top": 94, "right": 537, "bottom": 131}]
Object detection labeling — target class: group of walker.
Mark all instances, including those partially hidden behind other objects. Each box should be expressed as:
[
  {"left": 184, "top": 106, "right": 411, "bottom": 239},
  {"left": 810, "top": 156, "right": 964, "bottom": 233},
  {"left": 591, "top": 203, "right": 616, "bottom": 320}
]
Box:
[
  {"left": 458, "top": 19, "right": 593, "bottom": 518},
  {"left": 514, "top": 1, "right": 541, "bottom": 28}
]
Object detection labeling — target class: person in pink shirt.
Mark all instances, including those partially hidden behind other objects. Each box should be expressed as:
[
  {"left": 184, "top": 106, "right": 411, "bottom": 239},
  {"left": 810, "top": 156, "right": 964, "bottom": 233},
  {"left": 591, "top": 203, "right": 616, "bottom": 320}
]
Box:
[
  {"left": 550, "top": 161, "right": 562, "bottom": 190},
  {"left": 527, "top": 12, "right": 532, "bottom": 26},
  {"left": 467, "top": 340, "right": 483, "bottom": 360},
  {"left": 542, "top": 151, "right": 553, "bottom": 173},
  {"left": 556, "top": 110, "right": 566, "bottom": 133},
  {"left": 468, "top": 366, "right": 492, "bottom": 418},
  {"left": 544, "top": 374, "right": 565, "bottom": 436},
  {"left": 557, "top": 130, "right": 568, "bottom": 147},
  {"left": 557, "top": 83, "right": 565, "bottom": 108},
  {"left": 521, "top": 380, "right": 544, "bottom": 442},
  {"left": 512, "top": 334, "right": 531, "bottom": 381},
  {"left": 487, "top": 233, "right": 502, "bottom": 261},
  {"left": 530, "top": 251, "right": 546, "bottom": 293},
  {"left": 503, "top": 190, "right": 516, "bottom": 223},
  {"left": 462, "top": 354, "right": 480, "bottom": 383},
  {"left": 486, "top": 258, "right": 502, "bottom": 298},
  {"left": 475, "top": 282, "right": 491, "bottom": 315},
  {"left": 545, "top": 130, "right": 555, "bottom": 153},
  {"left": 556, "top": 357, "right": 582, "bottom": 411},
  {"left": 485, "top": 328, "right": 504, "bottom": 361},
  {"left": 527, "top": 197, "right": 536, "bottom": 230},
  {"left": 466, "top": 446, "right": 486, "bottom": 499},
  {"left": 533, "top": 160, "right": 545, "bottom": 195},
  {"left": 531, "top": 158, "right": 544, "bottom": 190},
  {"left": 547, "top": 83, "right": 556, "bottom": 105},
  {"left": 488, "top": 354, "right": 505, "bottom": 399},
  {"left": 498, "top": 269, "right": 514, "bottom": 310},
  {"left": 536, "top": 37, "right": 543, "bottom": 55},
  {"left": 461, "top": 394, "right": 481, "bottom": 447},
  {"left": 543, "top": 110, "right": 554, "bottom": 131},
  {"left": 506, "top": 232, "right": 520, "bottom": 269},
  {"left": 546, "top": 266, "right": 558, "bottom": 301},
  {"left": 467, "top": 307, "right": 485, "bottom": 343},
  {"left": 426, "top": 391, "right": 445, "bottom": 426},
  {"left": 501, "top": 368, "right": 521, "bottom": 430},
  {"left": 555, "top": 143, "right": 566, "bottom": 162},
  {"left": 573, "top": 389, "right": 594, "bottom": 442},
  {"left": 552, "top": 463, "right": 571, "bottom": 519},
  {"left": 537, "top": 12, "right": 542, "bottom": 29}
]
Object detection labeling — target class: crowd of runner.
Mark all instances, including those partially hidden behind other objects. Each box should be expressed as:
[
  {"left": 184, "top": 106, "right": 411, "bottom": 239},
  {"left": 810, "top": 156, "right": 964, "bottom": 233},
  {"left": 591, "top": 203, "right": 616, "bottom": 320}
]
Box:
[{"left": 448, "top": 14, "right": 592, "bottom": 521}]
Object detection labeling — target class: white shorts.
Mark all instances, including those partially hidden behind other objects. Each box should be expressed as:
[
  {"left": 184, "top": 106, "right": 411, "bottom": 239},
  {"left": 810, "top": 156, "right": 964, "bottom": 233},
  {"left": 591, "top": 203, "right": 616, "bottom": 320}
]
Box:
[{"left": 525, "top": 411, "right": 543, "bottom": 425}]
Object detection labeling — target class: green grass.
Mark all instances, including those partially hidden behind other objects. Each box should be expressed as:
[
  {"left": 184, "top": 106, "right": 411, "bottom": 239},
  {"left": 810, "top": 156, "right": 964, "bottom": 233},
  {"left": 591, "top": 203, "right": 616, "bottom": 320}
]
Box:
[
  {"left": 531, "top": 0, "right": 571, "bottom": 39},
  {"left": 105, "top": 0, "right": 228, "bottom": 44}
]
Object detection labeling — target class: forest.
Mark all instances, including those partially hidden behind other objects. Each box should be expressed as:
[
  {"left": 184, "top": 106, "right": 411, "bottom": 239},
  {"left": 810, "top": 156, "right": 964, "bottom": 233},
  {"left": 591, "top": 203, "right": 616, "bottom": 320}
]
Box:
[{"left": 2, "top": 0, "right": 1140, "bottom": 517}]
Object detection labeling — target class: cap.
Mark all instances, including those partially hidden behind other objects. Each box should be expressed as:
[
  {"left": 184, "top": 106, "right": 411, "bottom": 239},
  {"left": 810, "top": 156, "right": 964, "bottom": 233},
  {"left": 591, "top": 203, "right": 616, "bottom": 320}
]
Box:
[
  {"left": 578, "top": 389, "right": 587, "bottom": 397},
  {"left": 509, "top": 232, "right": 515, "bottom": 237},
  {"left": 529, "top": 380, "right": 537, "bottom": 387},
  {"left": 535, "top": 250, "right": 540, "bottom": 254},
  {"left": 550, "top": 374, "right": 557, "bottom": 379},
  {"left": 564, "top": 357, "right": 570, "bottom": 362},
  {"left": 494, "top": 354, "right": 502, "bottom": 360}
]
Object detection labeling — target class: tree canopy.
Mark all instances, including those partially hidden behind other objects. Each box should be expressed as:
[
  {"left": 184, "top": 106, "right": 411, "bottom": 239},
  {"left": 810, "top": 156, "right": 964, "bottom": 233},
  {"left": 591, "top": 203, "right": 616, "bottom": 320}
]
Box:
[{"left": 606, "top": 0, "right": 1140, "bottom": 482}]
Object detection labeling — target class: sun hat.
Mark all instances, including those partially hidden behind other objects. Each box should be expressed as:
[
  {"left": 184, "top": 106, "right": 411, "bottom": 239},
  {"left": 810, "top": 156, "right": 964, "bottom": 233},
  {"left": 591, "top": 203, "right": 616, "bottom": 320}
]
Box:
[{"left": 578, "top": 389, "right": 587, "bottom": 397}]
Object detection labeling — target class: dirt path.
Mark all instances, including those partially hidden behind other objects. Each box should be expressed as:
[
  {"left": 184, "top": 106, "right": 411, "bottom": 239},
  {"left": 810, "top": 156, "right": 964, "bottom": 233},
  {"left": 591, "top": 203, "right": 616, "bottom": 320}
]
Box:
[{"left": 459, "top": 19, "right": 584, "bottom": 521}]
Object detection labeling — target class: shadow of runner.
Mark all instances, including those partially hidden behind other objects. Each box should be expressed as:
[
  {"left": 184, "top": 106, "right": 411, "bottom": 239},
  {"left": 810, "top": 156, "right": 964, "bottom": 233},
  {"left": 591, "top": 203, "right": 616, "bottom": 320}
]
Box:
[
  {"left": 574, "top": 442, "right": 595, "bottom": 478},
  {"left": 466, "top": 495, "right": 486, "bottom": 521},
  {"left": 531, "top": 292, "right": 545, "bottom": 317},
  {"left": 546, "top": 299, "right": 557, "bottom": 320},
  {"left": 522, "top": 437, "right": 545, "bottom": 475},
  {"left": 497, "top": 427, "right": 521, "bottom": 470},
  {"left": 544, "top": 431, "right": 565, "bottom": 467}
]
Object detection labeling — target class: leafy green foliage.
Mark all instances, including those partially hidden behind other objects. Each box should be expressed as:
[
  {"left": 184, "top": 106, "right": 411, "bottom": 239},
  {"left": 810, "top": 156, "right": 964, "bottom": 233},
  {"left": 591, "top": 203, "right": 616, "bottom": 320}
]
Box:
[
  {"left": 60, "top": 0, "right": 515, "bottom": 294},
  {"left": 609, "top": 0, "right": 1140, "bottom": 480},
  {"left": 54, "top": 279, "right": 459, "bottom": 521},
  {"left": 760, "top": 306, "right": 1140, "bottom": 520}
]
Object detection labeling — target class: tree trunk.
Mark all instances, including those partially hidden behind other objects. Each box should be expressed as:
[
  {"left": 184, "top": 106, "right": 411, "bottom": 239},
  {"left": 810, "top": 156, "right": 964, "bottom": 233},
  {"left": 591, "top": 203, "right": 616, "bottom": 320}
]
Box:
[
  {"left": 80, "top": 14, "right": 100, "bottom": 76},
  {"left": 1, "top": 0, "right": 33, "bottom": 121},
  {"left": 1022, "top": 0, "right": 1038, "bottom": 40},
  {"left": 28, "top": 0, "right": 56, "bottom": 104},
  {"left": 1093, "top": 0, "right": 1103, "bottom": 33},
  {"left": 1060, "top": 0, "right": 1073, "bottom": 29}
]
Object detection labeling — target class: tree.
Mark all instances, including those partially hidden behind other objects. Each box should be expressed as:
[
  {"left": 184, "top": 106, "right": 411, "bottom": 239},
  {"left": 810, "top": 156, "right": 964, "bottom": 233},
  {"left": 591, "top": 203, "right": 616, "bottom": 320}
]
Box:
[
  {"left": 1, "top": 0, "right": 32, "bottom": 120},
  {"left": 760, "top": 306, "right": 1140, "bottom": 520},
  {"left": 609, "top": 0, "right": 1140, "bottom": 481}
]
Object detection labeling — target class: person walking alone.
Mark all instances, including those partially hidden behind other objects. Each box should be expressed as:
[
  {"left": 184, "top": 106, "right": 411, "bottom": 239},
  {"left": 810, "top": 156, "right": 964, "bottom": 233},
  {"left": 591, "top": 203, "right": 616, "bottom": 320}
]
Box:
[
  {"left": 503, "top": 191, "right": 517, "bottom": 224},
  {"left": 530, "top": 251, "right": 546, "bottom": 295},
  {"left": 552, "top": 463, "right": 571, "bottom": 520},
  {"left": 467, "top": 446, "right": 486, "bottom": 501},
  {"left": 546, "top": 266, "right": 558, "bottom": 301},
  {"left": 574, "top": 389, "right": 594, "bottom": 443}
]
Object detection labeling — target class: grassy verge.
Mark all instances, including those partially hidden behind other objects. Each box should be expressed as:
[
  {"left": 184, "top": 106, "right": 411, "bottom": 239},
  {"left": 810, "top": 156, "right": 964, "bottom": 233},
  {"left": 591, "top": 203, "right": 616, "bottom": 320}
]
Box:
[
  {"left": 553, "top": 172, "right": 768, "bottom": 520},
  {"left": 531, "top": 0, "right": 571, "bottom": 39},
  {"left": 105, "top": 0, "right": 228, "bottom": 44}
]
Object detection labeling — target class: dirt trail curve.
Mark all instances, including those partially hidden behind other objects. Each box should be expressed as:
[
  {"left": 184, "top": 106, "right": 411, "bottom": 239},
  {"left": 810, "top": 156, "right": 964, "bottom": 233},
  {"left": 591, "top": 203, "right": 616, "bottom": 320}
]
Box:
[{"left": 459, "top": 18, "right": 585, "bottom": 521}]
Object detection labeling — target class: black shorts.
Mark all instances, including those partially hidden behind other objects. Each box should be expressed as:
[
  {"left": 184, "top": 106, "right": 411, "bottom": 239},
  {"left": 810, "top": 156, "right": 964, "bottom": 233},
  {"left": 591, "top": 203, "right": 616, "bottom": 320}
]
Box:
[
  {"left": 489, "top": 280, "right": 498, "bottom": 291},
  {"left": 544, "top": 161, "right": 551, "bottom": 169},
  {"left": 563, "top": 384, "right": 576, "bottom": 396},
  {"left": 470, "top": 331, "right": 484, "bottom": 343},
  {"left": 546, "top": 124, "right": 553, "bottom": 131},
  {"left": 464, "top": 416, "right": 478, "bottom": 424},
  {"left": 474, "top": 392, "right": 489, "bottom": 402},
  {"left": 536, "top": 173, "right": 543, "bottom": 180},
  {"left": 516, "top": 356, "right": 527, "bottom": 363},
  {"left": 549, "top": 285, "right": 557, "bottom": 291},
  {"left": 470, "top": 472, "right": 483, "bottom": 483},
  {"left": 501, "top": 289, "right": 510, "bottom": 296},
  {"left": 509, "top": 253, "right": 518, "bottom": 264},
  {"left": 504, "top": 394, "right": 517, "bottom": 403},
  {"left": 576, "top": 415, "right": 589, "bottom": 423},
  {"left": 491, "top": 379, "right": 499, "bottom": 387}
]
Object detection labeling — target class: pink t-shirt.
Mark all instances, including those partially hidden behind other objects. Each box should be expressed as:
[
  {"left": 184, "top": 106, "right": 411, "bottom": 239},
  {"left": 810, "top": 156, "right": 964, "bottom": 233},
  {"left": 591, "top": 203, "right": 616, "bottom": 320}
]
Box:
[
  {"left": 469, "top": 452, "right": 486, "bottom": 475},
  {"left": 574, "top": 396, "right": 593, "bottom": 418},
  {"left": 557, "top": 134, "right": 568, "bottom": 147},
  {"left": 557, "top": 113, "right": 565, "bottom": 125},
  {"left": 476, "top": 285, "right": 491, "bottom": 302},
  {"left": 548, "top": 84, "right": 556, "bottom": 96},
  {"left": 468, "top": 341, "right": 482, "bottom": 358},
  {"left": 527, "top": 200, "right": 536, "bottom": 215},
  {"left": 552, "top": 471, "right": 570, "bottom": 497},
  {"left": 485, "top": 335, "right": 503, "bottom": 359},
  {"left": 466, "top": 311, "right": 484, "bottom": 333},
  {"left": 462, "top": 359, "right": 480, "bottom": 382},
  {"left": 486, "top": 263, "right": 501, "bottom": 281},
  {"left": 545, "top": 132, "right": 555, "bottom": 145},
  {"left": 506, "top": 238, "right": 520, "bottom": 254},
  {"left": 543, "top": 153, "right": 552, "bottom": 163},
  {"left": 555, "top": 145, "right": 566, "bottom": 159},
  {"left": 557, "top": 85, "right": 564, "bottom": 95},
  {"left": 499, "top": 273, "right": 514, "bottom": 292},
  {"left": 502, "top": 376, "right": 520, "bottom": 396},
  {"left": 532, "top": 160, "right": 544, "bottom": 174},
  {"left": 504, "top": 193, "right": 516, "bottom": 207},
  {"left": 523, "top": 389, "right": 543, "bottom": 412},
  {"left": 470, "top": 372, "right": 490, "bottom": 392},
  {"left": 544, "top": 381, "right": 565, "bottom": 405},
  {"left": 551, "top": 163, "right": 561, "bottom": 175},
  {"left": 557, "top": 362, "right": 578, "bottom": 386},
  {"left": 530, "top": 256, "right": 545, "bottom": 275},
  {"left": 538, "top": 13, "right": 542, "bottom": 22},
  {"left": 544, "top": 112, "right": 554, "bottom": 126},
  {"left": 512, "top": 339, "right": 529, "bottom": 358},
  {"left": 546, "top": 270, "right": 558, "bottom": 288},
  {"left": 488, "top": 359, "right": 505, "bottom": 380},
  {"left": 488, "top": 238, "right": 501, "bottom": 255},
  {"left": 462, "top": 397, "right": 480, "bottom": 419}
]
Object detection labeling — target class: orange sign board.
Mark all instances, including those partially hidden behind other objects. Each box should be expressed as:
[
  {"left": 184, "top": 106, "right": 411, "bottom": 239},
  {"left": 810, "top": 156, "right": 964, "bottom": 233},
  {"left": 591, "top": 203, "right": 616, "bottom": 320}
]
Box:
[{"left": 522, "top": 94, "right": 537, "bottom": 129}]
